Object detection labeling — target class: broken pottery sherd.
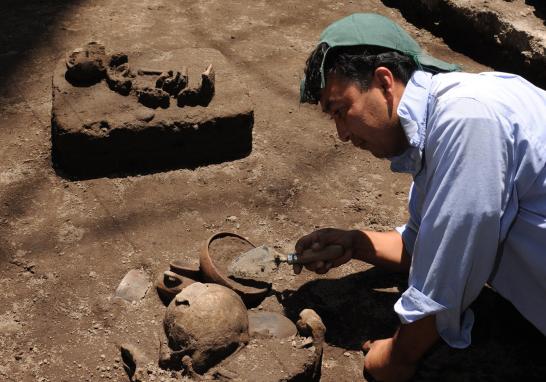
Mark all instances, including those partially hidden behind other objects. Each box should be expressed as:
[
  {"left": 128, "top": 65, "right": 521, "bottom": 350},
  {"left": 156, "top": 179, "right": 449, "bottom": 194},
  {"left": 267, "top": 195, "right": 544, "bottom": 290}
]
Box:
[
  {"left": 155, "top": 270, "right": 196, "bottom": 306},
  {"left": 115, "top": 269, "right": 151, "bottom": 303},
  {"left": 199, "top": 232, "right": 269, "bottom": 308},
  {"left": 169, "top": 259, "right": 201, "bottom": 280},
  {"left": 248, "top": 310, "right": 297, "bottom": 339},
  {"left": 161, "top": 282, "right": 249, "bottom": 374}
]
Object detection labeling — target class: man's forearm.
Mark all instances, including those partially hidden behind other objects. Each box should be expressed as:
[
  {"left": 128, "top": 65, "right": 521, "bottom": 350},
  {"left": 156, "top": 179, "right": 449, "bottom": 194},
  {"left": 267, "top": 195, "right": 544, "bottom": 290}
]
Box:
[
  {"left": 393, "top": 315, "right": 439, "bottom": 363},
  {"left": 351, "top": 230, "right": 411, "bottom": 273},
  {"left": 363, "top": 315, "right": 439, "bottom": 381}
]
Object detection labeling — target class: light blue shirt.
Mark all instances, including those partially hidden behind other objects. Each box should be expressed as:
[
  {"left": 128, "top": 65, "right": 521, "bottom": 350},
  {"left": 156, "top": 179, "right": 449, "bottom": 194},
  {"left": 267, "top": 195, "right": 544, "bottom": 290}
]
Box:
[{"left": 391, "top": 70, "right": 546, "bottom": 348}]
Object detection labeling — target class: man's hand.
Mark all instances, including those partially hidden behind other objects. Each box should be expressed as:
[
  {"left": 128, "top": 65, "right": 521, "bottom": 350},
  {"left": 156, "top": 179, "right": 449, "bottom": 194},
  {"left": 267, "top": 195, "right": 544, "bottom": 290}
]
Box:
[
  {"left": 293, "top": 228, "right": 411, "bottom": 274},
  {"left": 362, "top": 315, "right": 439, "bottom": 381},
  {"left": 293, "top": 228, "right": 355, "bottom": 274},
  {"left": 362, "top": 338, "right": 416, "bottom": 382}
]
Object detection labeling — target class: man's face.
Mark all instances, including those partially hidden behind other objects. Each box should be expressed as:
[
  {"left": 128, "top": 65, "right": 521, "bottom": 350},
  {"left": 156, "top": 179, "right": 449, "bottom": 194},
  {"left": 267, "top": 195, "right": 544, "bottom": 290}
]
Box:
[{"left": 320, "top": 69, "right": 407, "bottom": 158}]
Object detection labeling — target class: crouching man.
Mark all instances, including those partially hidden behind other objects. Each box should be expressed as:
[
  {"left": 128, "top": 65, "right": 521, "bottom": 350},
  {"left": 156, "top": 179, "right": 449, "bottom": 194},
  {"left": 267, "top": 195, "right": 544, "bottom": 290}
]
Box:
[{"left": 296, "top": 13, "right": 546, "bottom": 382}]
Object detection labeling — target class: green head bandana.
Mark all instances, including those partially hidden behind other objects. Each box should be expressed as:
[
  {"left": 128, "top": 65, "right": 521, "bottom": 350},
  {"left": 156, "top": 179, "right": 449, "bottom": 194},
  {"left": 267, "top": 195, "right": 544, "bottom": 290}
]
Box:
[{"left": 300, "top": 13, "right": 460, "bottom": 103}]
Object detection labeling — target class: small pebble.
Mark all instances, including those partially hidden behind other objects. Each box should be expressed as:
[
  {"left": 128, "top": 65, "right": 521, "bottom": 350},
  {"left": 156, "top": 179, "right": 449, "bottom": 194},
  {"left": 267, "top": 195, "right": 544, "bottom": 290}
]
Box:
[{"left": 134, "top": 109, "right": 155, "bottom": 122}]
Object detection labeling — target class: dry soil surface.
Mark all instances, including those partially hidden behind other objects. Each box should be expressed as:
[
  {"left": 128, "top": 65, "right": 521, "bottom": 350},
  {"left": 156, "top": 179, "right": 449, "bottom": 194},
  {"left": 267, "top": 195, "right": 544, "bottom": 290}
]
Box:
[{"left": 0, "top": 1, "right": 544, "bottom": 381}]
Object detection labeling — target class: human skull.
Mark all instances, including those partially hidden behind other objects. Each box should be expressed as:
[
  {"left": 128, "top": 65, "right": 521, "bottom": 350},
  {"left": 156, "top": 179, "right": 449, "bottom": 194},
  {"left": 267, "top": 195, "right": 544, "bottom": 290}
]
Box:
[{"left": 162, "top": 282, "right": 249, "bottom": 373}]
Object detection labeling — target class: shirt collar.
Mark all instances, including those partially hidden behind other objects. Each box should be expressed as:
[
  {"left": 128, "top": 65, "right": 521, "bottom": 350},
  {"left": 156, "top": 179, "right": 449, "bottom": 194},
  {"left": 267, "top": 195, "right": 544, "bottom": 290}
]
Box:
[{"left": 389, "top": 70, "right": 433, "bottom": 175}]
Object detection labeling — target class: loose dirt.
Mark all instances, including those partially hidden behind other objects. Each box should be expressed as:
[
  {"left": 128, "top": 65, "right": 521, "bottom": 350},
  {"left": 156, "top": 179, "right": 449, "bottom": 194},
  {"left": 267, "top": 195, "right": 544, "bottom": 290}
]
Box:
[{"left": 0, "top": 0, "right": 544, "bottom": 381}]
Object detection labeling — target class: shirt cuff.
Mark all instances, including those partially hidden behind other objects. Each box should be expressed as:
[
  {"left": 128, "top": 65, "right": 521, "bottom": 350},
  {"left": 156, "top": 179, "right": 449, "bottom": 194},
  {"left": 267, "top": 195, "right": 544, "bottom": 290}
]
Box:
[
  {"left": 394, "top": 286, "right": 474, "bottom": 348},
  {"left": 394, "top": 285, "right": 447, "bottom": 323}
]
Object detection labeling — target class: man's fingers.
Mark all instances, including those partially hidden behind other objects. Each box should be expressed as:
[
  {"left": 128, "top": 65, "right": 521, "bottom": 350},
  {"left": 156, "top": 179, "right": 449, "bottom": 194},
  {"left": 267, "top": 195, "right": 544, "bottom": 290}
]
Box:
[
  {"left": 330, "top": 249, "right": 352, "bottom": 268},
  {"left": 295, "top": 232, "right": 318, "bottom": 253},
  {"left": 296, "top": 247, "right": 351, "bottom": 275},
  {"left": 294, "top": 238, "right": 307, "bottom": 254},
  {"left": 293, "top": 262, "right": 328, "bottom": 275},
  {"left": 362, "top": 340, "right": 373, "bottom": 354},
  {"left": 311, "top": 241, "right": 323, "bottom": 251},
  {"left": 294, "top": 228, "right": 354, "bottom": 274},
  {"left": 315, "top": 265, "right": 330, "bottom": 274},
  {"left": 306, "top": 260, "right": 324, "bottom": 272}
]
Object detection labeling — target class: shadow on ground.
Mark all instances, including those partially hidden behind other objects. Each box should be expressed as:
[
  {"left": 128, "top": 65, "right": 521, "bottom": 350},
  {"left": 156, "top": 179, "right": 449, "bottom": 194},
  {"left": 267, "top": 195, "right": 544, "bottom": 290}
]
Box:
[
  {"left": 280, "top": 267, "right": 407, "bottom": 350},
  {"left": 0, "top": 0, "right": 83, "bottom": 87},
  {"left": 281, "top": 267, "right": 546, "bottom": 381}
]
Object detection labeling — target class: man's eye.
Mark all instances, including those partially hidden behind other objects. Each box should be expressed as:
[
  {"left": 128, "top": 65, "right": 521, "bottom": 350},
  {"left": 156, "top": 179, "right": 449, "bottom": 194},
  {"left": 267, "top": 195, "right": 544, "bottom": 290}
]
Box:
[{"left": 333, "top": 108, "right": 345, "bottom": 119}]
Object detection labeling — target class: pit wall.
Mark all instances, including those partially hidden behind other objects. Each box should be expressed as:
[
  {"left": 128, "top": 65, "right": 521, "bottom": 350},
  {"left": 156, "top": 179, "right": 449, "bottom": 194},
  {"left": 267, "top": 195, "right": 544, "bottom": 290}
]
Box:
[{"left": 383, "top": 0, "right": 546, "bottom": 88}]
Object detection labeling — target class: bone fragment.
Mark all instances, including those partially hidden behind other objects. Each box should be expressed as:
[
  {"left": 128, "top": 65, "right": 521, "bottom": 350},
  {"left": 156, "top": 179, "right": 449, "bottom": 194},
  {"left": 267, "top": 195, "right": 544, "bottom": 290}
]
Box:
[{"left": 296, "top": 309, "right": 326, "bottom": 346}]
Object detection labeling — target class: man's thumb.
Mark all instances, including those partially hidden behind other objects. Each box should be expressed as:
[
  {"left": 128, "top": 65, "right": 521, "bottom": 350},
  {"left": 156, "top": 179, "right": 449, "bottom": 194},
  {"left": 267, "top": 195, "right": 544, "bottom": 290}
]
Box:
[{"left": 362, "top": 340, "right": 373, "bottom": 354}]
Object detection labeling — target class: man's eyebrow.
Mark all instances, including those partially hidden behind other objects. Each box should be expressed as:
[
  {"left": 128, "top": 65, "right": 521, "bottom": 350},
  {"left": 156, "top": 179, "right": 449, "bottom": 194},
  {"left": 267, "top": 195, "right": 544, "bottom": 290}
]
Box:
[{"left": 323, "top": 98, "right": 343, "bottom": 114}]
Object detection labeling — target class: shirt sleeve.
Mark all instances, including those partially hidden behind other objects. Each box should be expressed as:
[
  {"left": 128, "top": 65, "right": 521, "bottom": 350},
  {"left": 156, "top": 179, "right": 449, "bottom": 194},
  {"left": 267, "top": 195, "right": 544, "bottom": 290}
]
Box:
[
  {"left": 394, "top": 96, "right": 513, "bottom": 348},
  {"left": 395, "top": 183, "right": 419, "bottom": 256}
]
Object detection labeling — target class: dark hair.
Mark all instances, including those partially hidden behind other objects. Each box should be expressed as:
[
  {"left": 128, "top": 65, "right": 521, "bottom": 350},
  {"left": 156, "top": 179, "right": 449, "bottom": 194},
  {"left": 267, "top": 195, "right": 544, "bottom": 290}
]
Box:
[{"left": 302, "top": 42, "right": 418, "bottom": 104}]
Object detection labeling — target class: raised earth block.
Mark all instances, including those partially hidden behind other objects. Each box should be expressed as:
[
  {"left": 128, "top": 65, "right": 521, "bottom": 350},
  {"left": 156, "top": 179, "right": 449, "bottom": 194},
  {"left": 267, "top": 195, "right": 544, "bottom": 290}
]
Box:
[{"left": 52, "top": 48, "right": 253, "bottom": 177}]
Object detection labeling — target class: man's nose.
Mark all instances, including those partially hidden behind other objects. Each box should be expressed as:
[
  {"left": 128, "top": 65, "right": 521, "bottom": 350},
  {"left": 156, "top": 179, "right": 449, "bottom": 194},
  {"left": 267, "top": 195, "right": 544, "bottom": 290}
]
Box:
[{"left": 335, "top": 122, "right": 351, "bottom": 142}]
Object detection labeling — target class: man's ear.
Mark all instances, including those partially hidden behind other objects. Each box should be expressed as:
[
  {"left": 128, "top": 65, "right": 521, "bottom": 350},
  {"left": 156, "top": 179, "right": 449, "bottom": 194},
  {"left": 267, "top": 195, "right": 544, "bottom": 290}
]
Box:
[
  {"left": 373, "top": 67, "right": 395, "bottom": 95},
  {"left": 374, "top": 67, "right": 397, "bottom": 118}
]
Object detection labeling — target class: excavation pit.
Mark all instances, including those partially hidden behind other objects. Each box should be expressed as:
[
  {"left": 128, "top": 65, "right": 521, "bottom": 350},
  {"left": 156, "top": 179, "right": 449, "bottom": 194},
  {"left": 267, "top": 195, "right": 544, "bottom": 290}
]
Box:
[{"left": 125, "top": 234, "right": 326, "bottom": 381}]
